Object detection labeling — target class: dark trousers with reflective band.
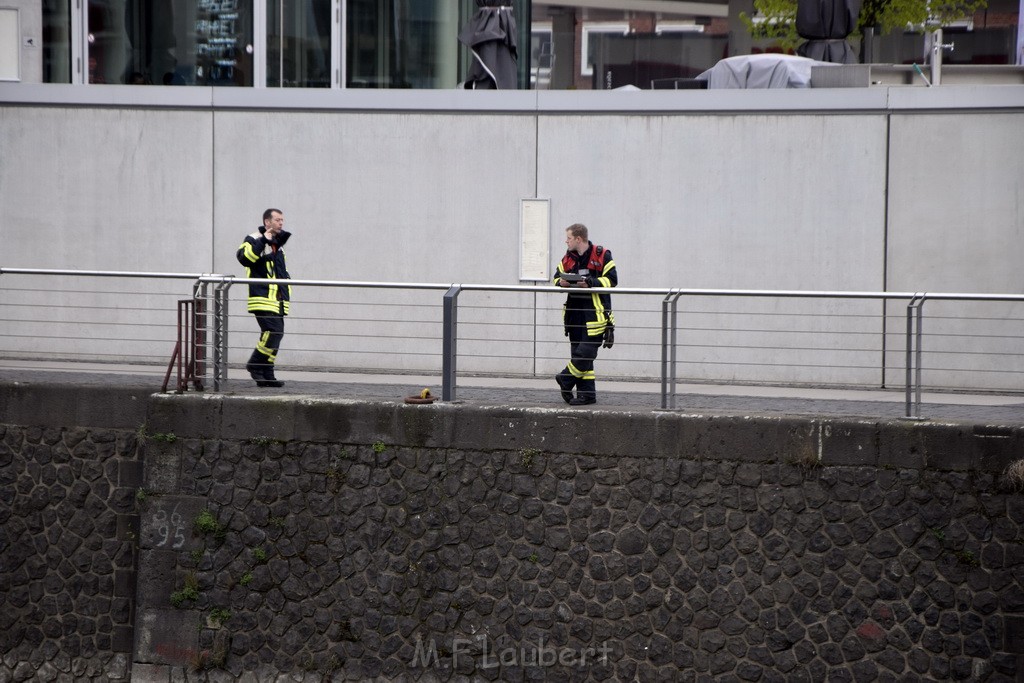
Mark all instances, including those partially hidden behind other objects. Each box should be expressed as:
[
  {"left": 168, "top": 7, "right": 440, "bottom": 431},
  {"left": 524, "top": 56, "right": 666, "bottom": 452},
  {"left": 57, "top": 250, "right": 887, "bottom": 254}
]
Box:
[
  {"left": 559, "top": 311, "right": 601, "bottom": 400},
  {"left": 247, "top": 310, "right": 284, "bottom": 376}
]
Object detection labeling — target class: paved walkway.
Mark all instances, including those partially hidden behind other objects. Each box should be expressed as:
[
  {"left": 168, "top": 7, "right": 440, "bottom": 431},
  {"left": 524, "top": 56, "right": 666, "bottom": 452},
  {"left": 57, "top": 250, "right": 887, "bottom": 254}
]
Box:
[{"left": 2, "top": 362, "right": 1022, "bottom": 425}]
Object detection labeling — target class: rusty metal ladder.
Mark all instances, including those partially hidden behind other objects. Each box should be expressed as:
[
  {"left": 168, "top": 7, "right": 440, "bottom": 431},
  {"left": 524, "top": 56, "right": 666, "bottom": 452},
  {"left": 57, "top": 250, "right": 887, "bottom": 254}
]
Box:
[{"left": 162, "top": 282, "right": 210, "bottom": 393}]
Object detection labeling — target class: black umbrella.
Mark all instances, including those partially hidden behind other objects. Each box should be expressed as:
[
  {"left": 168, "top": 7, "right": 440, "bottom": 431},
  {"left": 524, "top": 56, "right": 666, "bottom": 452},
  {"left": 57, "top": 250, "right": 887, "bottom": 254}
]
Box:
[
  {"left": 796, "top": 0, "right": 858, "bottom": 64},
  {"left": 458, "top": 0, "right": 519, "bottom": 89}
]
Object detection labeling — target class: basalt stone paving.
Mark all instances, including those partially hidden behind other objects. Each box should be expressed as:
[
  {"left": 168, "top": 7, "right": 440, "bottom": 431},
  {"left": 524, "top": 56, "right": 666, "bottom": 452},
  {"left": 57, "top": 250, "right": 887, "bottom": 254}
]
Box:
[{"left": 1, "top": 382, "right": 1023, "bottom": 682}]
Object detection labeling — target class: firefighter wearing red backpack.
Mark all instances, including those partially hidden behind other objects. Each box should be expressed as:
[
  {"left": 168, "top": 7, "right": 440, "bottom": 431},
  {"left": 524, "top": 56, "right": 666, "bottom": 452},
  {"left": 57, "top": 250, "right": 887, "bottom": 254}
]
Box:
[{"left": 553, "top": 223, "right": 617, "bottom": 405}]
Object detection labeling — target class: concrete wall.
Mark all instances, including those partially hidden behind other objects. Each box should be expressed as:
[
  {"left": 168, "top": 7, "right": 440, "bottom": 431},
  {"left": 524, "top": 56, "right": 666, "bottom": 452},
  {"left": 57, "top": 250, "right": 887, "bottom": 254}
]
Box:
[
  {"left": 1, "top": 85, "right": 1023, "bottom": 388},
  {"left": 2, "top": 0, "right": 41, "bottom": 84},
  {"left": 887, "top": 111, "right": 1024, "bottom": 295},
  {"left": 1, "top": 383, "right": 1023, "bottom": 681}
]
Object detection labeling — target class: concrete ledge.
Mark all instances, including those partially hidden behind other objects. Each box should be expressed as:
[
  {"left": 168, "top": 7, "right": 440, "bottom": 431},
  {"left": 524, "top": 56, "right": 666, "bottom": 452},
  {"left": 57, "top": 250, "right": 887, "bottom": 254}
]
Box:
[
  {"left": 138, "top": 392, "right": 1024, "bottom": 472},
  {"left": 2, "top": 384, "right": 1020, "bottom": 472},
  {"left": 0, "top": 382, "right": 149, "bottom": 429},
  {"left": 3, "top": 83, "right": 1022, "bottom": 114}
]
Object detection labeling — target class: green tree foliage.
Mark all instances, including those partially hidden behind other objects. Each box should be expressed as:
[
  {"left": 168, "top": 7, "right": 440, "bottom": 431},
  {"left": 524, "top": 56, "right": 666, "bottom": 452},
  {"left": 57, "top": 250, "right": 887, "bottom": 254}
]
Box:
[
  {"left": 741, "top": 0, "right": 987, "bottom": 47},
  {"left": 741, "top": 0, "right": 801, "bottom": 49},
  {"left": 862, "top": 0, "right": 988, "bottom": 33}
]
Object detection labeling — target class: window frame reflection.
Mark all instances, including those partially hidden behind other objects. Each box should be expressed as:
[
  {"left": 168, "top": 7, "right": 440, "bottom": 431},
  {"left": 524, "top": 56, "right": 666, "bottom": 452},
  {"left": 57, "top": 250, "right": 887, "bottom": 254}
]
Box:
[{"left": 85, "top": 0, "right": 253, "bottom": 86}]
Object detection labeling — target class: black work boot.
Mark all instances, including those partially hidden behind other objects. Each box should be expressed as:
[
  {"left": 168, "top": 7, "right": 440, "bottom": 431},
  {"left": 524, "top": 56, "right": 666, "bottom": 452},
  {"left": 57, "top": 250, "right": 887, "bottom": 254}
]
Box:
[
  {"left": 247, "top": 357, "right": 284, "bottom": 387},
  {"left": 555, "top": 373, "right": 575, "bottom": 404},
  {"left": 246, "top": 352, "right": 267, "bottom": 383},
  {"left": 569, "top": 395, "right": 596, "bottom": 406},
  {"left": 246, "top": 362, "right": 264, "bottom": 383},
  {"left": 259, "top": 367, "right": 285, "bottom": 388}
]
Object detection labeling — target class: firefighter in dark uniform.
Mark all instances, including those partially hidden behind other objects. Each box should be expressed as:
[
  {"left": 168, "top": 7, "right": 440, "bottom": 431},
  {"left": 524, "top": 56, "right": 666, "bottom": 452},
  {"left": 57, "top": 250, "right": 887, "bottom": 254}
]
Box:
[
  {"left": 237, "top": 208, "right": 292, "bottom": 388},
  {"left": 553, "top": 223, "right": 617, "bottom": 405}
]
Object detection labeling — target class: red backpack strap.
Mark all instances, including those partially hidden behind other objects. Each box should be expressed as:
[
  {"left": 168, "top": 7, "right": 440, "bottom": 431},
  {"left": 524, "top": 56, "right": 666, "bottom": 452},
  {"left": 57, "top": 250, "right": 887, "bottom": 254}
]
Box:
[{"left": 590, "top": 245, "right": 605, "bottom": 272}]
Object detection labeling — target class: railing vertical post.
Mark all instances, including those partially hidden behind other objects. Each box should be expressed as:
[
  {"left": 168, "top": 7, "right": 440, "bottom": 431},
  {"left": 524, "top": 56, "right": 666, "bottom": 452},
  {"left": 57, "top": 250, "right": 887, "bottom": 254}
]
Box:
[
  {"left": 213, "top": 279, "right": 232, "bottom": 391},
  {"left": 178, "top": 300, "right": 189, "bottom": 393},
  {"left": 914, "top": 298, "right": 925, "bottom": 418},
  {"left": 661, "top": 292, "right": 674, "bottom": 409},
  {"left": 532, "top": 291, "right": 538, "bottom": 379},
  {"left": 442, "top": 286, "right": 461, "bottom": 402},
  {"left": 905, "top": 294, "right": 926, "bottom": 418},
  {"left": 175, "top": 301, "right": 183, "bottom": 392},
  {"left": 192, "top": 281, "right": 207, "bottom": 389},
  {"left": 211, "top": 280, "right": 221, "bottom": 391},
  {"left": 669, "top": 292, "right": 682, "bottom": 410},
  {"left": 905, "top": 296, "right": 915, "bottom": 417},
  {"left": 188, "top": 299, "right": 196, "bottom": 391}
]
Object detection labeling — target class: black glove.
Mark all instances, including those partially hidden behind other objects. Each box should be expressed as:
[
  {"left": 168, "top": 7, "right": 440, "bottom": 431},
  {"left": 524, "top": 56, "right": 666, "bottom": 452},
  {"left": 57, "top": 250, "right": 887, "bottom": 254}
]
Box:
[{"left": 602, "top": 325, "right": 614, "bottom": 349}]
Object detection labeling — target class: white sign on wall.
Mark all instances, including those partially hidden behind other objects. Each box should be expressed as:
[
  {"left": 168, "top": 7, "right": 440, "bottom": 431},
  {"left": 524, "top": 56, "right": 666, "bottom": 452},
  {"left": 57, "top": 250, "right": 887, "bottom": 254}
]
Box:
[
  {"left": 519, "top": 198, "right": 551, "bottom": 282},
  {"left": 0, "top": 9, "right": 18, "bottom": 81}
]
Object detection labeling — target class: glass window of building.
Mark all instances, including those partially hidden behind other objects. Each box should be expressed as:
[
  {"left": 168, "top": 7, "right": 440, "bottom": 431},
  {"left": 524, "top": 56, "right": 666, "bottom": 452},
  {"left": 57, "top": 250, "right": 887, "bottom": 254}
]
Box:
[
  {"left": 34, "top": 0, "right": 533, "bottom": 88},
  {"left": 27, "top": 1, "right": 1024, "bottom": 88},
  {"left": 346, "top": 0, "right": 530, "bottom": 89},
  {"left": 580, "top": 23, "right": 628, "bottom": 77},
  {"left": 83, "top": 0, "right": 253, "bottom": 85},
  {"left": 42, "top": 0, "right": 71, "bottom": 82},
  {"left": 267, "top": 0, "right": 331, "bottom": 87},
  {"left": 530, "top": 22, "right": 552, "bottom": 89},
  {"left": 346, "top": 0, "right": 460, "bottom": 88}
]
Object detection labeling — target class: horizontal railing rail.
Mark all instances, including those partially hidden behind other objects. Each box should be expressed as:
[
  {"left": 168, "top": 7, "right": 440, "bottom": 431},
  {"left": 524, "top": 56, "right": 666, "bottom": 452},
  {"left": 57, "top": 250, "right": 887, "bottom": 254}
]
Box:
[
  {"left": 0, "top": 267, "right": 211, "bottom": 280},
  {"left": 2, "top": 268, "right": 1022, "bottom": 417}
]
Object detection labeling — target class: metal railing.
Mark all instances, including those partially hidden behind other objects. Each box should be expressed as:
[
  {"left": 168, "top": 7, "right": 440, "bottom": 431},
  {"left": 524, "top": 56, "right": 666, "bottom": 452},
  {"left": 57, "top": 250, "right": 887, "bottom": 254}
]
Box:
[
  {"left": 197, "top": 276, "right": 454, "bottom": 392},
  {"left": 0, "top": 267, "right": 208, "bottom": 366},
  {"left": 2, "top": 268, "right": 1022, "bottom": 417}
]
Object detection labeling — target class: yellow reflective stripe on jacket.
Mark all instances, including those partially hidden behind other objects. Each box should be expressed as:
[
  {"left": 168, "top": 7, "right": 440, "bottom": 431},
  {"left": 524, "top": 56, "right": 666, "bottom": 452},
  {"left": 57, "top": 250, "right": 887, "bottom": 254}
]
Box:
[
  {"left": 586, "top": 295, "right": 609, "bottom": 336},
  {"left": 247, "top": 298, "right": 290, "bottom": 314},
  {"left": 240, "top": 240, "right": 261, "bottom": 263},
  {"left": 593, "top": 258, "right": 615, "bottom": 288},
  {"left": 246, "top": 292, "right": 291, "bottom": 312}
]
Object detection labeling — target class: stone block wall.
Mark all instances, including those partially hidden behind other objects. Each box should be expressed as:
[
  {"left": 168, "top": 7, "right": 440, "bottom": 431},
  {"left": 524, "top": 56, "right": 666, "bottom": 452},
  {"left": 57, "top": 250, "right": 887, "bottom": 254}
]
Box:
[
  {"left": 0, "top": 424, "right": 141, "bottom": 681},
  {"left": 129, "top": 437, "right": 1024, "bottom": 682},
  {"left": 1, "top": 389, "right": 1023, "bottom": 682}
]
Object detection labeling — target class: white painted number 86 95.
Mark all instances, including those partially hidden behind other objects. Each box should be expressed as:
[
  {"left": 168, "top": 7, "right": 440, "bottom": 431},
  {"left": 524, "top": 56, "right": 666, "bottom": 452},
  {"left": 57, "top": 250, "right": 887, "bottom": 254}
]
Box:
[{"left": 153, "top": 508, "right": 186, "bottom": 549}]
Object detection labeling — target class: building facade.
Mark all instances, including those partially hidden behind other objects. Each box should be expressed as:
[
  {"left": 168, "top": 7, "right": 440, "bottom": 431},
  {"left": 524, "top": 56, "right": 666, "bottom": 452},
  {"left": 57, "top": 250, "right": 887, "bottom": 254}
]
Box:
[
  {"left": 3, "top": 1, "right": 1018, "bottom": 90},
  {"left": 3, "top": 0, "right": 532, "bottom": 88}
]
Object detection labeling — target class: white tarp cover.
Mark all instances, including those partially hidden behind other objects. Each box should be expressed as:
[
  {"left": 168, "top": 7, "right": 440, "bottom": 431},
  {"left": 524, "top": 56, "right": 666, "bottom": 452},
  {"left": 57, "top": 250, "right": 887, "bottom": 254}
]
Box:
[{"left": 696, "top": 54, "right": 832, "bottom": 89}]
